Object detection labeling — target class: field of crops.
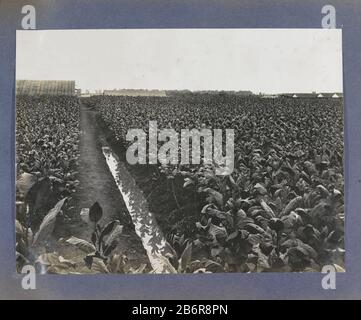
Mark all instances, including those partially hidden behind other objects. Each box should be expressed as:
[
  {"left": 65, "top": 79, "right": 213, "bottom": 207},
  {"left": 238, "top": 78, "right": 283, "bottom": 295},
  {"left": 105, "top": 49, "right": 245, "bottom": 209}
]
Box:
[
  {"left": 16, "top": 95, "right": 149, "bottom": 274},
  {"left": 16, "top": 95, "right": 80, "bottom": 212},
  {"left": 15, "top": 93, "right": 345, "bottom": 274},
  {"left": 95, "top": 94, "right": 345, "bottom": 272},
  {"left": 16, "top": 96, "right": 80, "bottom": 180},
  {"left": 16, "top": 96, "right": 81, "bottom": 269}
]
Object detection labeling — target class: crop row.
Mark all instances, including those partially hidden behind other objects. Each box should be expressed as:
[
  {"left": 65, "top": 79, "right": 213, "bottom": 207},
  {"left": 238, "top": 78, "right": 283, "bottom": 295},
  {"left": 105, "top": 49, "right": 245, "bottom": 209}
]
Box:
[
  {"left": 94, "top": 94, "right": 345, "bottom": 272},
  {"left": 16, "top": 95, "right": 80, "bottom": 229}
]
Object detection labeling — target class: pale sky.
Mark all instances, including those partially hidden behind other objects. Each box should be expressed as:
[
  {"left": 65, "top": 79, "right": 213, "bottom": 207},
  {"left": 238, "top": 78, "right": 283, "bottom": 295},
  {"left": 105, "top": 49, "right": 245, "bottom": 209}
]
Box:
[{"left": 16, "top": 29, "right": 343, "bottom": 94}]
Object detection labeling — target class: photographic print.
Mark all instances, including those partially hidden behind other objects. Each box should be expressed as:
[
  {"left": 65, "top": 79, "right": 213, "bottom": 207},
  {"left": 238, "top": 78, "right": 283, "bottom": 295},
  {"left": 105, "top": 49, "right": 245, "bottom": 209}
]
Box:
[{"left": 15, "top": 29, "right": 344, "bottom": 274}]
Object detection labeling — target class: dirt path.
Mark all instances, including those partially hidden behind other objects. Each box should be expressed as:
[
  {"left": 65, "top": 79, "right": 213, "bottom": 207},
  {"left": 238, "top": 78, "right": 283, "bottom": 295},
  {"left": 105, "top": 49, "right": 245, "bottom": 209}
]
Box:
[{"left": 62, "top": 100, "right": 149, "bottom": 269}]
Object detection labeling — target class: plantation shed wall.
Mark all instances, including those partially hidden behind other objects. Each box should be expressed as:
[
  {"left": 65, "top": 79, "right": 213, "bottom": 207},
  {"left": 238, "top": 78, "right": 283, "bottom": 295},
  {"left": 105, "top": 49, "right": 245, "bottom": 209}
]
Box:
[{"left": 16, "top": 80, "right": 76, "bottom": 96}]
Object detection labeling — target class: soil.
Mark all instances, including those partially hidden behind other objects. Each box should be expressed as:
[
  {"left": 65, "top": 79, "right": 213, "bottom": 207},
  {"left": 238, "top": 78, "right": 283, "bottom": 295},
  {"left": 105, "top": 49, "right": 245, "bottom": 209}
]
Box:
[{"left": 55, "top": 100, "right": 149, "bottom": 270}]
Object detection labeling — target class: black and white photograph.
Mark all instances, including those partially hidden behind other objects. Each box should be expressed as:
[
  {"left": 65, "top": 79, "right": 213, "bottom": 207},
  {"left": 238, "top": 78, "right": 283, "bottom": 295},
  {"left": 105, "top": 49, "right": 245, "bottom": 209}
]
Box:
[{"left": 15, "top": 28, "right": 344, "bottom": 274}]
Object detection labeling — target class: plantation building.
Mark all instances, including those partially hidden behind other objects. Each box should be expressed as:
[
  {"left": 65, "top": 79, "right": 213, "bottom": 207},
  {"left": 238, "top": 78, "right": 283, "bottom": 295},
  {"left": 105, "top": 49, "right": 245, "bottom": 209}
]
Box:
[{"left": 16, "top": 80, "right": 76, "bottom": 96}]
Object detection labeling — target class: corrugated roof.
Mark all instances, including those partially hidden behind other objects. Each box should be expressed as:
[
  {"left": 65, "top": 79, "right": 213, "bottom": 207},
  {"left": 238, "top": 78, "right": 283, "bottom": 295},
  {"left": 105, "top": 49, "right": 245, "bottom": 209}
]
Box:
[{"left": 16, "top": 80, "right": 75, "bottom": 96}]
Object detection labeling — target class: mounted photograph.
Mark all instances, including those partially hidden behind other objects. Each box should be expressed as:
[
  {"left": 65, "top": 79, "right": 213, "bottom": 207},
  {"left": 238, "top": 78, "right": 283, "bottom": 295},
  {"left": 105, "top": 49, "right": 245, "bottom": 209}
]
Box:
[{"left": 15, "top": 29, "right": 344, "bottom": 274}]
